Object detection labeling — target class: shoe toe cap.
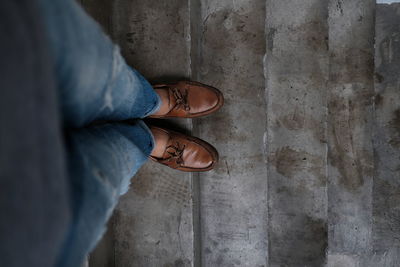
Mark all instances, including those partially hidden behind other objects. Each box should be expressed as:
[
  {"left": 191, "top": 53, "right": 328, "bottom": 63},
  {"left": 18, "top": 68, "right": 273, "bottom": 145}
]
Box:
[
  {"left": 183, "top": 143, "right": 215, "bottom": 169},
  {"left": 188, "top": 85, "right": 223, "bottom": 114}
]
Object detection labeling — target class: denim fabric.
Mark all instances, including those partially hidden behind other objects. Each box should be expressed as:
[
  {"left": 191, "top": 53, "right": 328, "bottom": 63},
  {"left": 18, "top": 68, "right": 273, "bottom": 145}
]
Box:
[
  {"left": 35, "top": 0, "right": 162, "bottom": 266},
  {"left": 37, "top": 0, "right": 161, "bottom": 128},
  {"left": 60, "top": 121, "right": 155, "bottom": 267}
]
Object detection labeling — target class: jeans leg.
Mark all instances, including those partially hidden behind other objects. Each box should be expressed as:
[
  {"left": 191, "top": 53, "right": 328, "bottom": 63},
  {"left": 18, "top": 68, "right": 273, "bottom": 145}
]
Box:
[
  {"left": 37, "top": 0, "right": 161, "bottom": 128},
  {"left": 58, "top": 121, "right": 154, "bottom": 267}
]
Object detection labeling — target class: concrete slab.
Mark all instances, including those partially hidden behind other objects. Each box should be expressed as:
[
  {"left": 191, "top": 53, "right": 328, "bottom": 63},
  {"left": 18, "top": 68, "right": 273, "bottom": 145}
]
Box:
[
  {"left": 112, "top": 0, "right": 191, "bottom": 82},
  {"left": 368, "top": 3, "right": 400, "bottom": 266},
  {"left": 327, "top": 0, "right": 375, "bottom": 264},
  {"left": 111, "top": 0, "right": 194, "bottom": 266},
  {"left": 192, "top": 0, "right": 268, "bottom": 266},
  {"left": 265, "top": 1, "right": 330, "bottom": 266}
]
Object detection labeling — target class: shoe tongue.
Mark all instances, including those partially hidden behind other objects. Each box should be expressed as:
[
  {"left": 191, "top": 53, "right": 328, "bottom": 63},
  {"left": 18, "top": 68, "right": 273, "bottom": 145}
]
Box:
[
  {"left": 163, "top": 132, "right": 187, "bottom": 161},
  {"left": 162, "top": 133, "right": 174, "bottom": 158}
]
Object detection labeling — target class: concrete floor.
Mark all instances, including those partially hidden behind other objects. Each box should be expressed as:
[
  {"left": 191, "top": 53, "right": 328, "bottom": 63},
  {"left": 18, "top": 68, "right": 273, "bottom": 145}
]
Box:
[{"left": 81, "top": 0, "right": 400, "bottom": 266}]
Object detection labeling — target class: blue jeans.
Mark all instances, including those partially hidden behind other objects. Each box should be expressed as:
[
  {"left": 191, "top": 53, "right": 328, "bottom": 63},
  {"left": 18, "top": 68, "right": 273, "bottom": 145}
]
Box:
[{"left": 37, "top": 0, "right": 161, "bottom": 266}]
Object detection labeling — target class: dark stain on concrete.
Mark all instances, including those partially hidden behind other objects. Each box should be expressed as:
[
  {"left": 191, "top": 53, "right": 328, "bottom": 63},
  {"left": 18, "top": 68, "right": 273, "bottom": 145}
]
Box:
[
  {"left": 284, "top": 20, "right": 328, "bottom": 52},
  {"left": 375, "top": 72, "right": 384, "bottom": 84},
  {"left": 271, "top": 215, "right": 327, "bottom": 266},
  {"left": 328, "top": 90, "right": 373, "bottom": 113},
  {"left": 330, "top": 48, "right": 374, "bottom": 84},
  {"left": 327, "top": 81, "right": 374, "bottom": 193},
  {"left": 376, "top": 5, "right": 400, "bottom": 90},
  {"left": 121, "top": 240, "right": 130, "bottom": 250},
  {"left": 277, "top": 112, "right": 326, "bottom": 143},
  {"left": 389, "top": 108, "right": 400, "bottom": 147},
  {"left": 278, "top": 112, "right": 306, "bottom": 130},
  {"left": 302, "top": 21, "right": 329, "bottom": 52},
  {"left": 269, "top": 146, "right": 325, "bottom": 185},
  {"left": 328, "top": 116, "right": 373, "bottom": 191},
  {"left": 302, "top": 216, "right": 328, "bottom": 265},
  {"left": 373, "top": 179, "right": 400, "bottom": 246},
  {"left": 375, "top": 93, "right": 383, "bottom": 107},
  {"left": 163, "top": 258, "right": 186, "bottom": 267},
  {"left": 174, "top": 259, "right": 185, "bottom": 267},
  {"left": 267, "top": 28, "right": 276, "bottom": 51}
]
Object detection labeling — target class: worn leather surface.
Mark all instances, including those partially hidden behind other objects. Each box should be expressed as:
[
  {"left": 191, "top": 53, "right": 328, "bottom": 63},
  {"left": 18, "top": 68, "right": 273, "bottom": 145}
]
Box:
[{"left": 150, "top": 81, "right": 224, "bottom": 118}]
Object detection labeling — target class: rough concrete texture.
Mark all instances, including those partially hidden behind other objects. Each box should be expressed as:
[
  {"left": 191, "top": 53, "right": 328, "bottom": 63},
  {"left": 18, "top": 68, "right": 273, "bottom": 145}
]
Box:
[
  {"left": 367, "top": 3, "right": 400, "bottom": 266},
  {"left": 80, "top": 0, "right": 400, "bottom": 266},
  {"left": 111, "top": 0, "right": 191, "bottom": 82},
  {"left": 193, "top": 0, "right": 268, "bottom": 266},
  {"left": 266, "top": 0, "right": 376, "bottom": 266},
  {"left": 327, "top": 1, "right": 375, "bottom": 266},
  {"left": 111, "top": 0, "right": 194, "bottom": 266},
  {"left": 265, "top": 1, "right": 329, "bottom": 266}
]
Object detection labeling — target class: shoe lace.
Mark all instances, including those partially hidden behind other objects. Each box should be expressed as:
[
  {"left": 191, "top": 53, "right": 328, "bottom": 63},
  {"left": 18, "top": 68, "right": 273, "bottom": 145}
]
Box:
[
  {"left": 165, "top": 142, "right": 186, "bottom": 166},
  {"left": 171, "top": 88, "right": 190, "bottom": 111}
]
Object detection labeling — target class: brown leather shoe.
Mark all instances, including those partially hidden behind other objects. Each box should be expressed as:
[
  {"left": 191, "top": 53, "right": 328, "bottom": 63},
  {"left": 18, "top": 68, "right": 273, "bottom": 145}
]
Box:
[
  {"left": 149, "top": 127, "right": 218, "bottom": 172},
  {"left": 149, "top": 81, "right": 224, "bottom": 118}
]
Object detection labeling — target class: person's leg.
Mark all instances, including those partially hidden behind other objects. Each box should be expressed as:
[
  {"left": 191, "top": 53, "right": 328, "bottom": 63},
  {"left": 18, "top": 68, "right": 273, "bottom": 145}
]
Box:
[
  {"left": 57, "top": 121, "right": 154, "bottom": 267},
  {"left": 36, "top": 0, "right": 160, "bottom": 128}
]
